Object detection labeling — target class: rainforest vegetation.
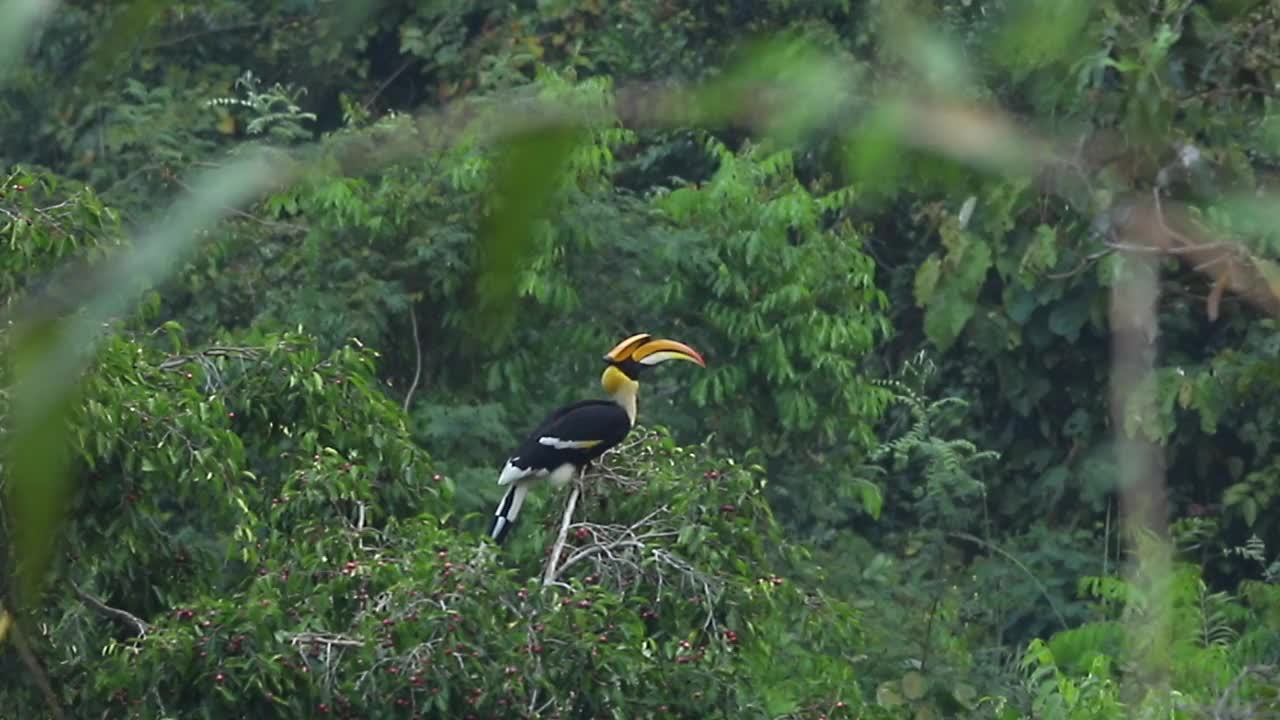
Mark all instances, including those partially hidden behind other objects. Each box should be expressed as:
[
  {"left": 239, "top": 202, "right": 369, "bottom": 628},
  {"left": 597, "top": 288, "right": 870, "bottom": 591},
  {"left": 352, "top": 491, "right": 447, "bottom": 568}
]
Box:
[{"left": 2, "top": 0, "right": 1279, "bottom": 718}]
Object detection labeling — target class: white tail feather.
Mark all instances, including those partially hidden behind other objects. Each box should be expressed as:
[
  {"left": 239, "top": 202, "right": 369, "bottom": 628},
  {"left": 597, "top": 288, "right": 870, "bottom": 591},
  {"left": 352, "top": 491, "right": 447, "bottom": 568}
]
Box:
[{"left": 489, "top": 482, "right": 530, "bottom": 543}]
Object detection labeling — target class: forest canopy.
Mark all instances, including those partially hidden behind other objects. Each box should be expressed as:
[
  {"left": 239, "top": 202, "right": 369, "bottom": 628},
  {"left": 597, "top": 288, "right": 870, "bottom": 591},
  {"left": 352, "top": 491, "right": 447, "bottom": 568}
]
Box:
[{"left": 1, "top": 0, "right": 1279, "bottom": 718}]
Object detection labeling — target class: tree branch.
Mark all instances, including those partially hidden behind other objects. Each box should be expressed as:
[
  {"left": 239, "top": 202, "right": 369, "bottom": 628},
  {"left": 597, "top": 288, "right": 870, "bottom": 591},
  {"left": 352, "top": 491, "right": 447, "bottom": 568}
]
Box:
[
  {"left": 542, "top": 482, "right": 582, "bottom": 587},
  {"left": 288, "top": 632, "right": 365, "bottom": 649},
  {"left": 71, "top": 581, "right": 149, "bottom": 636},
  {"left": 8, "top": 619, "right": 66, "bottom": 720},
  {"left": 403, "top": 304, "right": 422, "bottom": 414}
]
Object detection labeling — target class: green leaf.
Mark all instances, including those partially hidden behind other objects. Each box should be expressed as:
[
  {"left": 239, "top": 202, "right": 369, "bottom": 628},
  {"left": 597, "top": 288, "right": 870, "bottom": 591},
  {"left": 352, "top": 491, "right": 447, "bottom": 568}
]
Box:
[
  {"left": 854, "top": 478, "right": 883, "bottom": 520},
  {"left": 924, "top": 289, "right": 976, "bottom": 352},
  {"left": 1241, "top": 497, "right": 1258, "bottom": 527},
  {"left": 902, "top": 670, "right": 927, "bottom": 700},
  {"left": 876, "top": 681, "right": 905, "bottom": 707},
  {"left": 914, "top": 254, "right": 942, "bottom": 307},
  {"left": 1047, "top": 294, "right": 1090, "bottom": 341},
  {"left": 1019, "top": 224, "right": 1059, "bottom": 285}
]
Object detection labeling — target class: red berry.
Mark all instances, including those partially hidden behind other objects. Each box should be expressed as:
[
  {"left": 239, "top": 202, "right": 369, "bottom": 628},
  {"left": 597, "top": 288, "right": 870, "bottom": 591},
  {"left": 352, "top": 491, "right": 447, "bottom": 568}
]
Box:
[{"left": 214, "top": 673, "right": 225, "bottom": 684}]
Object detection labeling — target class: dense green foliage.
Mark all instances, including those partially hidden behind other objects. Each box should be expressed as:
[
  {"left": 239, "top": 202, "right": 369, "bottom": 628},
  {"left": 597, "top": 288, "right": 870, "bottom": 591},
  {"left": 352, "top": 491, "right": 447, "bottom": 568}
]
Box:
[{"left": 4, "top": 0, "right": 1280, "bottom": 718}]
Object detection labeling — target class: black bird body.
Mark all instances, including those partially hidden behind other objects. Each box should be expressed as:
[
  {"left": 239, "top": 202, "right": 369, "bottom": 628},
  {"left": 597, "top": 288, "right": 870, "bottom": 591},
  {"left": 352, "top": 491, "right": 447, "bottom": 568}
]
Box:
[
  {"left": 487, "top": 333, "right": 705, "bottom": 544},
  {"left": 503, "top": 400, "right": 632, "bottom": 479}
]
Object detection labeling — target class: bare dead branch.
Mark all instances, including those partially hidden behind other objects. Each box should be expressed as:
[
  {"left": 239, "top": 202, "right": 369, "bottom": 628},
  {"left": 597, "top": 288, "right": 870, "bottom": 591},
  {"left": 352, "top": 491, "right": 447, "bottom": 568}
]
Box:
[
  {"left": 1045, "top": 247, "right": 1115, "bottom": 280},
  {"left": 288, "top": 632, "right": 365, "bottom": 648},
  {"left": 542, "top": 482, "right": 582, "bottom": 587},
  {"left": 403, "top": 304, "right": 422, "bottom": 414},
  {"left": 157, "top": 345, "right": 262, "bottom": 371},
  {"left": 71, "top": 581, "right": 149, "bottom": 636}
]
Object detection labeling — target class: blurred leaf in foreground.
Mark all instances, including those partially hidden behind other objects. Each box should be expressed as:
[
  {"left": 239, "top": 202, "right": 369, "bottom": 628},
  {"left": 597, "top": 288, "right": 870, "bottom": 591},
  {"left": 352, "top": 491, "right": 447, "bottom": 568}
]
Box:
[
  {"left": 704, "top": 35, "right": 856, "bottom": 144},
  {"left": 468, "top": 125, "right": 583, "bottom": 345},
  {"left": 3, "top": 316, "right": 79, "bottom": 613},
  {"left": 1, "top": 149, "right": 284, "bottom": 618},
  {"left": 989, "top": 0, "right": 1094, "bottom": 74},
  {"left": 80, "top": 0, "right": 166, "bottom": 87},
  {"left": 0, "top": 0, "right": 57, "bottom": 81}
]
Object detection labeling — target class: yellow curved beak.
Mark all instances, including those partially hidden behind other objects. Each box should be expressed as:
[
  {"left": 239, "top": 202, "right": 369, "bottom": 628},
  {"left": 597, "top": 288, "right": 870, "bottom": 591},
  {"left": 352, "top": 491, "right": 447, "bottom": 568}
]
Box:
[
  {"left": 604, "top": 333, "right": 652, "bottom": 362},
  {"left": 604, "top": 333, "right": 707, "bottom": 367},
  {"left": 640, "top": 339, "right": 707, "bottom": 367}
]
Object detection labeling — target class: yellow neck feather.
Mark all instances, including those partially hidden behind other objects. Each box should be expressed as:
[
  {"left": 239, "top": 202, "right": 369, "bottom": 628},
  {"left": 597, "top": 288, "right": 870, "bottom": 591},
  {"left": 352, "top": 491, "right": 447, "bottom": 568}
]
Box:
[{"left": 601, "top": 366, "right": 638, "bottom": 425}]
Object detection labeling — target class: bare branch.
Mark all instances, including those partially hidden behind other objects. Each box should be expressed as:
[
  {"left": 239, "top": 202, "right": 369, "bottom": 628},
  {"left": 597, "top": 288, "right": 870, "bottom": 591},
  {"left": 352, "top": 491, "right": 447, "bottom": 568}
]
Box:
[
  {"left": 288, "top": 632, "right": 365, "bottom": 649},
  {"left": 403, "top": 304, "right": 422, "bottom": 414},
  {"left": 1045, "top": 247, "right": 1115, "bottom": 280},
  {"left": 157, "top": 345, "right": 262, "bottom": 371},
  {"left": 71, "top": 581, "right": 149, "bottom": 636},
  {"left": 542, "top": 482, "right": 582, "bottom": 587}
]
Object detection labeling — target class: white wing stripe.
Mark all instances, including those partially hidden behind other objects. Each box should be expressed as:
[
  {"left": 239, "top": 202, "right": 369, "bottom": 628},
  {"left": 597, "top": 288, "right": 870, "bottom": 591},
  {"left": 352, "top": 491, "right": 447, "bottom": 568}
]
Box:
[{"left": 538, "top": 436, "right": 601, "bottom": 449}]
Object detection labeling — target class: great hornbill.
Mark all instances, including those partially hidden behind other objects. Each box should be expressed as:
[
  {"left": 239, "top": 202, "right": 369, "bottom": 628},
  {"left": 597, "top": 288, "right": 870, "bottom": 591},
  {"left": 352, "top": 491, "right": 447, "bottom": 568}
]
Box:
[{"left": 487, "top": 333, "right": 706, "bottom": 544}]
